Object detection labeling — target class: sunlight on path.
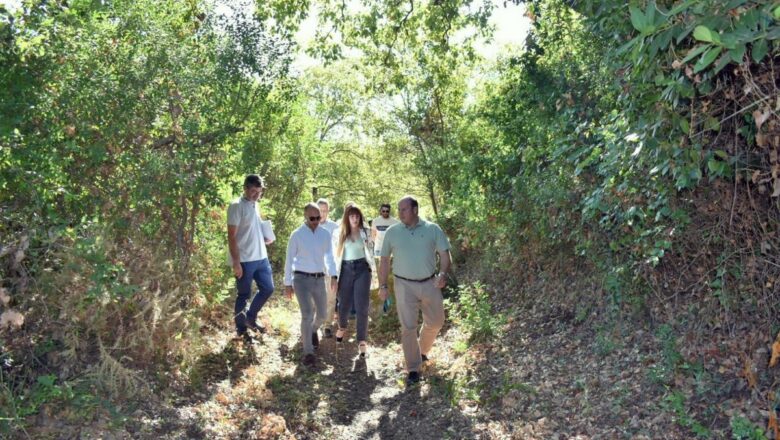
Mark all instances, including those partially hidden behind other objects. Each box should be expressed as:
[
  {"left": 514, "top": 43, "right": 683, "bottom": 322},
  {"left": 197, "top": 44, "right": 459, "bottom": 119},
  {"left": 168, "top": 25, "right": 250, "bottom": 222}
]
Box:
[{"left": 146, "top": 294, "right": 500, "bottom": 439}]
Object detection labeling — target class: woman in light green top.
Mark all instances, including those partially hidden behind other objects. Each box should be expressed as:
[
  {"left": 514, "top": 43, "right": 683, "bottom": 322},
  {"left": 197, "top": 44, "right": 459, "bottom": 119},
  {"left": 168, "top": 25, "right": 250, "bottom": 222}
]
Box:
[{"left": 332, "top": 203, "right": 376, "bottom": 356}]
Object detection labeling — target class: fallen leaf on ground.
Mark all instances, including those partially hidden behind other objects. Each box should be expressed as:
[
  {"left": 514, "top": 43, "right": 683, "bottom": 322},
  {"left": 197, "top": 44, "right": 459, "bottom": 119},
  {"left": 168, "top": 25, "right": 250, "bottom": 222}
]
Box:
[{"left": 0, "top": 309, "right": 24, "bottom": 329}]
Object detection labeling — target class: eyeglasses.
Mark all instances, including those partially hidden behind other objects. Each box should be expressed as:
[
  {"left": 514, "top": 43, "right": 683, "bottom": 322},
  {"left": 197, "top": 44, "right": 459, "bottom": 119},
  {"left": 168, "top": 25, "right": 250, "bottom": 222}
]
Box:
[
  {"left": 380, "top": 210, "right": 389, "bottom": 213},
  {"left": 308, "top": 216, "right": 321, "bottom": 221}
]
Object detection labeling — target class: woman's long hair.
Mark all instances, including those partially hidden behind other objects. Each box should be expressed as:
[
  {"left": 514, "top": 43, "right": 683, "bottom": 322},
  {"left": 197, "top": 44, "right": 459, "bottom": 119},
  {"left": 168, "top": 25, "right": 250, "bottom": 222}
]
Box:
[{"left": 337, "top": 202, "right": 366, "bottom": 257}]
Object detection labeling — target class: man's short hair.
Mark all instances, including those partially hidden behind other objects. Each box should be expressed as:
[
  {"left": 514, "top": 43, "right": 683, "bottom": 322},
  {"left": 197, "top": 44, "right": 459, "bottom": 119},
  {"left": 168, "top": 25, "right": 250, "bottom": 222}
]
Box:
[
  {"left": 304, "top": 202, "right": 320, "bottom": 213},
  {"left": 380, "top": 203, "right": 391, "bottom": 210},
  {"left": 400, "top": 196, "right": 418, "bottom": 209},
  {"left": 244, "top": 174, "right": 265, "bottom": 188},
  {"left": 316, "top": 198, "right": 330, "bottom": 208}
]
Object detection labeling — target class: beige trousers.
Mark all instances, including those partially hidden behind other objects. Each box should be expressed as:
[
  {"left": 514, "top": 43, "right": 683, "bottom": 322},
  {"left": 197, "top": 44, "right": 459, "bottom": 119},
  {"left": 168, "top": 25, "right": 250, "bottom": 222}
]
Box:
[{"left": 394, "top": 277, "right": 445, "bottom": 372}]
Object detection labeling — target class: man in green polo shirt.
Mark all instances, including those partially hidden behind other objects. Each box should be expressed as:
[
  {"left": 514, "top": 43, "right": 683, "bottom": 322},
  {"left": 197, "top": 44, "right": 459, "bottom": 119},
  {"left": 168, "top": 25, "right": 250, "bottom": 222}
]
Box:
[{"left": 378, "top": 196, "right": 451, "bottom": 386}]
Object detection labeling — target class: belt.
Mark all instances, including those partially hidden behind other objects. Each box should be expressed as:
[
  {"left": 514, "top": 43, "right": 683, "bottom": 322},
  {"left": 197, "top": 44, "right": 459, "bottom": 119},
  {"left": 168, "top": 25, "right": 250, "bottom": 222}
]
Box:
[
  {"left": 342, "top": 258, "right": 367, "bottom": 265},
  {"left": 294, "top": 271, "right": 326, "bottom": 278},
  {"left": 394, "top": 273, "right": 435, "bottom": 283}
]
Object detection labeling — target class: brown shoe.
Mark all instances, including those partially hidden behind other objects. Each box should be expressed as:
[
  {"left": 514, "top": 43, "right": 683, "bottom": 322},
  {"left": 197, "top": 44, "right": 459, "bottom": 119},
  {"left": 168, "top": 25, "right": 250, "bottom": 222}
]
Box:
[{"left": 302, "top": 353, "right": 316, "bottom": 367}]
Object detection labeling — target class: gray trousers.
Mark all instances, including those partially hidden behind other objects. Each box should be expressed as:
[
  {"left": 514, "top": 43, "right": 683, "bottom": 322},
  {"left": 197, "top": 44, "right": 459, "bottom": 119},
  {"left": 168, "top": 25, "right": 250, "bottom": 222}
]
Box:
[{"left": 293, "top": 276, "right": 328, "bottom": 354}]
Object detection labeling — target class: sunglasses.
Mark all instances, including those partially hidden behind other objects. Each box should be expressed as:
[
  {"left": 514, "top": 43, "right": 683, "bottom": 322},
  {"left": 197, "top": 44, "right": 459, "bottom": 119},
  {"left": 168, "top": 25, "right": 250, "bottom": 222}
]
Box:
[
  {"left": 308, "top": 216, "right": 321, "bottom": 221},
  {"left": 381, "top": 210, "right": 389, "bottom": 213}
]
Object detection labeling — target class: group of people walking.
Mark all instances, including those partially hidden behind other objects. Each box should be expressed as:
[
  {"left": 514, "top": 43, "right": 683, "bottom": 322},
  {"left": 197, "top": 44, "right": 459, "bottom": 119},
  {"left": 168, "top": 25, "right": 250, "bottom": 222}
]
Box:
[{"left": 227, "top": 174, "right": 452, "bottom": 385}]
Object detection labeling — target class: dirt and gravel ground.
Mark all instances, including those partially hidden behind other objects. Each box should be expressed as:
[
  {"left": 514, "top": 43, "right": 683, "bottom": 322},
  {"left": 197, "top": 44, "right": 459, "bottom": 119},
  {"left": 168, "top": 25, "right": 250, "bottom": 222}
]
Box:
[
  {"left": 114, "top": 292, "right": 695, "bottom": 440},
  {"left": 22, "top": 273, "right": 775, "bottom": 439}
]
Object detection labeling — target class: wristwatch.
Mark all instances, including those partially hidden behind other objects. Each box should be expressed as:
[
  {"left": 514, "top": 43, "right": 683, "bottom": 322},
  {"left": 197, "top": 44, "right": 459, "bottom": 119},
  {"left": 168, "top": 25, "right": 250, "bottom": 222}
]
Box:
[{"left": 380, "top": 284, "right": 388, "bottom": 289}]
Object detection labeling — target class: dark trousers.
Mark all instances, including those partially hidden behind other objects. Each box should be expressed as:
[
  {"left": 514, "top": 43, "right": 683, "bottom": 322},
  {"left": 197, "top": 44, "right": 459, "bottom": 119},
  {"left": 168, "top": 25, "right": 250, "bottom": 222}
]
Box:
[{"left": 337, "top": 259, "right": 371, "bottom": 341}]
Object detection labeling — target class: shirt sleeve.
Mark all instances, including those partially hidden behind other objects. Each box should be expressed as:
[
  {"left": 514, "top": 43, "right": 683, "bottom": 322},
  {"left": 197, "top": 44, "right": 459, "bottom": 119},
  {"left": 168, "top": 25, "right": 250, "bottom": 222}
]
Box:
[
  {"left": 434, "top": 224, "right": 451, "bottom": 252},
  {"left": 284, "top": 231, "right": 296, "bottom": 286},
  {"left": 324, "top": 232, "right": 338, "bottom": 277},
  {"left": 331, "top": 226, "right": 341, "bottom": 277},
  {"left": 227, "top": 202, "right": 240, "bottom": 226}
]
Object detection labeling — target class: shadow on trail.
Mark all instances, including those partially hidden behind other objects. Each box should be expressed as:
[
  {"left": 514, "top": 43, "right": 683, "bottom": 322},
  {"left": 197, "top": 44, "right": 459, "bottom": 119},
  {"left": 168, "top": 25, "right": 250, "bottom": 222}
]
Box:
[
  {"left": 353, "top": 379, "right": 478, "bottom": 440},
  {"left": 259, "top": 337, "right": 384, "bottom": 439},
  {"left": 187, "top": 333, "right": 264, "bottom": 392}
]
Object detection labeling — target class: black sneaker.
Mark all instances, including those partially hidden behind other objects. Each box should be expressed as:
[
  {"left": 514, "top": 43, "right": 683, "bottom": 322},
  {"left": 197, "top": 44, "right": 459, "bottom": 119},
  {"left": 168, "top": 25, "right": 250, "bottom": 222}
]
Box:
[
  {"left": 323, "top": 328, "right": 333, "bottom": 338},
  {"left": 421, "top": 354, "right": 429, "bottom": 363},
  {"left": 239, "top": 331, "right": 254, "bottom": 343},
  {"left": 312, "top": 332, "right": 320, "bottom": 349},
  {"left": 247, "top": 320, "right": 266, "bottom": 334},
  {"left": 406, "top": 371, "right": 421, "bottom": 385},
  {"left": 302, "top": 353, "right": 316, "bottom": 367}
]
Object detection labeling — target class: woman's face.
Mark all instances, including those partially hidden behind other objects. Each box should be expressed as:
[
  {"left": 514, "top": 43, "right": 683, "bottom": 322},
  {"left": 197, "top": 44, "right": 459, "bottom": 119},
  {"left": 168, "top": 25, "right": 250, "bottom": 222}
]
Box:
[{"left": 349, "top": 212, "right": 361, "bottom": 228}]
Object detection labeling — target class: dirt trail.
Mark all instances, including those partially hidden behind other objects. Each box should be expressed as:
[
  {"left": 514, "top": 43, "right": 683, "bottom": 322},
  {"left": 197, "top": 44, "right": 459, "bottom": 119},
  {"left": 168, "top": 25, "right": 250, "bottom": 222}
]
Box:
[
  {"left": 122, "top": 296, "right": 485, "bottom": 439},
  {"left": 116, "top": 293, "right": 689, "bottom": 440}
]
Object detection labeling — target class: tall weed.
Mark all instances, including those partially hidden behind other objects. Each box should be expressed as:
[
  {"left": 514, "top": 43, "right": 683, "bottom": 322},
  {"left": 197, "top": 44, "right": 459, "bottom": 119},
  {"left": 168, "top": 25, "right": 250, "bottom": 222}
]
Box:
[{"left": 446, "top": 282, "right": 505, "bottom": 343}]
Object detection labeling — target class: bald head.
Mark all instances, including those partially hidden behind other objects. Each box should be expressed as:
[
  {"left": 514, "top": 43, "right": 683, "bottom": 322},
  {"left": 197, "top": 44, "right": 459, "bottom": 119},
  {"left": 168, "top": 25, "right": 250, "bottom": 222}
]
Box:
[{"left": 304, "top": 203, "right": 321, "bottom": 231}]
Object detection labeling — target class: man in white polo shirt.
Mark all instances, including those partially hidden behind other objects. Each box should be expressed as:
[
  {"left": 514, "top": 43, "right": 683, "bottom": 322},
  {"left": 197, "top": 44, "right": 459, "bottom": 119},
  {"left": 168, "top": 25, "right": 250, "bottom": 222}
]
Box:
[
  {"left": 372, "top": 203, "right": 399, "bottom": 313},
  {"left": 371, "top": 203, "right": 398, "bottom": 257},
  {"left": 378, "top": 196, "right": 451, "bottom": 385},
  {"left": 284, "top": 203, "right": 338, "bottom": 367},
  {"left": 227, "top": 174, "right": 275, "bottom": 340},
  {"left": 316, "top": 198, "right": 340, "bottom": 337}
]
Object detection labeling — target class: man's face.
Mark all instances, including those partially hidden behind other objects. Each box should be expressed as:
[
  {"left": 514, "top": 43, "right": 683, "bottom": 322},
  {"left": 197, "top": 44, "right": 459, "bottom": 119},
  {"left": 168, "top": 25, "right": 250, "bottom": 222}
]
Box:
[
  {"left": 397, "top": 200, "right": 417, "bottom": 225},
  {"left": 380, "top": 207, "right": 390, "bottom": 219},
  {"left": 318, "top": 203, "right": 330, "bottom": 221},
  {"left": 244, "top": 185, "right": 264, "bottom": 201},
  {"left": 305, "top": 207, "right": 322, "bottom": 230}
]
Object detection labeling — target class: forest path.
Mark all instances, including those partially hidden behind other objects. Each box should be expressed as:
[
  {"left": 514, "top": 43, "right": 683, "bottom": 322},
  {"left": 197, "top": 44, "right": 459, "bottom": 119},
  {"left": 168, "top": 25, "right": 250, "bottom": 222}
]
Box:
[
  {"left": 119, "top": 291, "right": 682, "bottom": 440},
  {"left": 126, "top": 295, "right": 489, "bottom": 439}
]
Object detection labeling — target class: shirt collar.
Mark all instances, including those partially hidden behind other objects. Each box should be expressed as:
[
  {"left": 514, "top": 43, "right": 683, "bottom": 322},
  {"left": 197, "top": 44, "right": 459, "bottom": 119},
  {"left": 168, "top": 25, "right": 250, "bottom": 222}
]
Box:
[{"left": 404, "top": 218, "right": 425, "bottom": 230}]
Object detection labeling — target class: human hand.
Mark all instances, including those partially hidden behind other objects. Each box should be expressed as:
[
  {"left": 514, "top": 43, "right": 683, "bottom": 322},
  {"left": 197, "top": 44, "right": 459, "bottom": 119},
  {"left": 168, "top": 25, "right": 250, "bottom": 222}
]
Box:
[
  {"left": 330, "top": 278, "right": 338, "bottom": 292},
  {"left": 378, "top": 286, "right": 388, "bottom": 301},
  {"left": 285, "top": 285, "right": 294, "bottom": 300},
  {"left": 233, "top": 262, "right": 243, "bottom": 278},
  {"left": 434, "top": 273, "right": 446, "bottom": 289},
  {"left": 264, "top": 238, "right": 274, "bottom": 245}
]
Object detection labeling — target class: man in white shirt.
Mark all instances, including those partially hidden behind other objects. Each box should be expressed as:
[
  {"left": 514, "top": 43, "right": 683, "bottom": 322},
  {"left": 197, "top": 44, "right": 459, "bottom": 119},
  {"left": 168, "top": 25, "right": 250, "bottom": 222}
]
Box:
[
  {"left": 371, "top": 204, "right": 399, "bottom": 257},
  {"left": 372, "top": 204, "right": 399, "bottom": 313},
  {"left": 284, "top": 203, "right": 338, "bottom": 366},
  {"left": 316, "top": 198, "right": 340, "bottom": 337},
  {"left": 227, "top": 175, "right": 275, "bottom": 340}
]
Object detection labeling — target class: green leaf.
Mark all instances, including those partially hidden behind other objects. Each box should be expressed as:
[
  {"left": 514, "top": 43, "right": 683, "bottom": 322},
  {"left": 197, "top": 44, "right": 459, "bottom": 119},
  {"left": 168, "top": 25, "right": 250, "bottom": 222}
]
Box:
[
  {"left": 752, "top": 39, "right": 768, "bottom": 63},
  {"left": 739, "top": 9, "right": 760, "bottom": 31},
  {"left": 730, "top": 43, "right": 746, "bottom": 62},
  {"left": 766, "top": 27, "right": 780, "bottom": 40},
  {"left": 644, "top": 3, "right": 656, "bottom": 29},
  {"left": 629, "top": 6, "right": 647, "bottom": 33},
  {"left": 712, "top": 54, "right": 731, "bottom": 75},
  {"left": 719, "top": 32, "right": 737, "bottom": 50},
  {"left": 694, "top": 46, "right": 722, "bottom": 73},
  {"left": 679, "top": 118, "right": 690, "bottom": 133},
  {"left": 704, "top": 116, "right": 721, "bottom": 132},
  {"left": 677, "top": 23, "right": 696, "bottom": 44},
  {"left": 616, "top": 35, "right": 643, "bottom": 56},
  {"left": 774, "top": 5, "right": 780, "bottom": 19},
  {"left": 693, "top": 26, "right": 721, "bottom": 45},
  {"left": 669, "top": 0, "right": 696, "bottom": 16},
  {"left": 682, "top": 44, "right": 709, "bottom": 63}
]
